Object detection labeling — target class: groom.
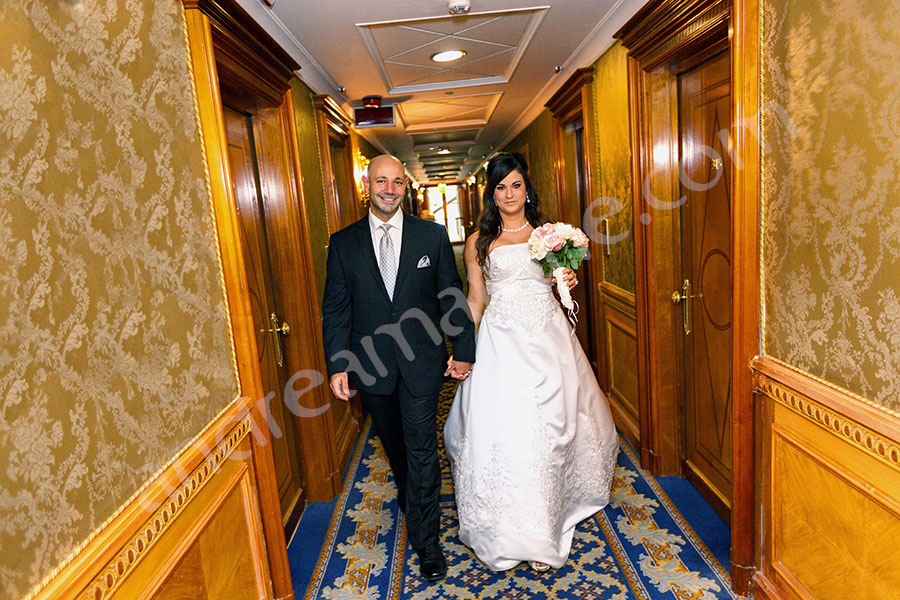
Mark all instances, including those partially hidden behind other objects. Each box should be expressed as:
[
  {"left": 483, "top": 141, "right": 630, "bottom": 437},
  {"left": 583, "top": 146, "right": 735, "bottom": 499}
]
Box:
[{"left": 321, "top": 154, "right": 475, "bottom": 581}]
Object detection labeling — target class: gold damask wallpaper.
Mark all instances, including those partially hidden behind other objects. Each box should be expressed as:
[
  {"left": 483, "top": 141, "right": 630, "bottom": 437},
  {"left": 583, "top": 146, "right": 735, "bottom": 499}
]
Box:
[
  {"left": 0, "top": 2, "right": 238, "bottom": 597},
  {"left": 762, "top": 0, "right": 900, "bottom": 411},
  {"left": 504, "top": 110, "right": 560, "bottom": 222},
  {"left": 593, "top": 42, "right": 636, "bottom": 293}
]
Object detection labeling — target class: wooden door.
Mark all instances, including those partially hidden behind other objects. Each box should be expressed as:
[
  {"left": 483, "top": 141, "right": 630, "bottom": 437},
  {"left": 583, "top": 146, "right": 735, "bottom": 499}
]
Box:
[
  {"left": 329, "top": 133, "right": 358, "bottom": 229},
  {"left": 558, "top": 118, "right": 596, "bottom": 360},
  {"left": 677, "top": 50, "right": 733, "bottom": 519},
  {"left": 224, "top": 105, "right": 305, "bottom": 527}
]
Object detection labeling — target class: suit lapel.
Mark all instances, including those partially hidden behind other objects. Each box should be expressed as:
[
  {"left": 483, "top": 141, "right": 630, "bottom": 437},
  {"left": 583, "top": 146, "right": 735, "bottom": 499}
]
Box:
[
  {"left": 391, "top": 213, "right": 418, "bottom": 302},
  {"left": 356, "top": 217, "right": 392, "bottom": 305}
]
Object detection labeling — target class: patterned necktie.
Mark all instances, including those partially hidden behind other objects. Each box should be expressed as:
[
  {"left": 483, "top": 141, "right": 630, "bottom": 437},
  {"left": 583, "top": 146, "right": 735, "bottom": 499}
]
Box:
[{"left": 378, "top": 223, "right": 396, "bottom": 300}]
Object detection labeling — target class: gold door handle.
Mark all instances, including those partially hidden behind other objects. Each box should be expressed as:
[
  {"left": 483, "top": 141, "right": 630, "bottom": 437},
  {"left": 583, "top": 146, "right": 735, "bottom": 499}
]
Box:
[
  {"left": 671, "top": 279, "right": 702, "bottom": 335},
  {"left": 260, "top": 312, "right": 291, "bottom": 366},
  {"left": 601, "top": 218, "right": 611, "bottom": 256}
]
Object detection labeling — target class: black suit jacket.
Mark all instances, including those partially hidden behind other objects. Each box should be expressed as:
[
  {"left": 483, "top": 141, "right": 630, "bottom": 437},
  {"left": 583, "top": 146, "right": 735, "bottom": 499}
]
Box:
[{"left": 321, "top": 213, "right": 476, "bottom": 397}]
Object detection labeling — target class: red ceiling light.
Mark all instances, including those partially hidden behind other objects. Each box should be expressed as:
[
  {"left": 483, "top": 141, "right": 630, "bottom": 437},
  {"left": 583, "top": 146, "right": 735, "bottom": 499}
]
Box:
[{"left": 362, "top": 95, "right": 382, "bottom": 108}]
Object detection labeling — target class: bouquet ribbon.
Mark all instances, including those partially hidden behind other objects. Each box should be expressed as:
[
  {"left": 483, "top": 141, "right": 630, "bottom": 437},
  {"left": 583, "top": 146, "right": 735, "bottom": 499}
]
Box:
[{"left": 552, "top": 266, "right": 579, "bottom": 334}]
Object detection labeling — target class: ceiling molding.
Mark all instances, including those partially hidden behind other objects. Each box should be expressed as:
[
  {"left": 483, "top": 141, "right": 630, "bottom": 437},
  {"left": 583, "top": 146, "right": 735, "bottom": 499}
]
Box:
[
  {"left": 356, "top": 7, "right": 548, "bottom": 95},
  {"left": 232, "top": 0, "right": 341, "bottom": 97}
]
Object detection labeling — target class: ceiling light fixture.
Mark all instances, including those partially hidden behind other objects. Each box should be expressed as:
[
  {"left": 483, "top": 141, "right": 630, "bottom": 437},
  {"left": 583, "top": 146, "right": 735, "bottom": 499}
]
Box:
[
  {"left": 437, "top": 148, "right": 452, "bottom": 155},
  {"left": 431, "top": 50, "right": 467, "bottom": 63},
  {"left": 362, "top": 95, "right": 382, "bottom": 108}
]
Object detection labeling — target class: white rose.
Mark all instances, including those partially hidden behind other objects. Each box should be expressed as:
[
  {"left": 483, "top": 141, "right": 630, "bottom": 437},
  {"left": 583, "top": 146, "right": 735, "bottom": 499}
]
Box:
[
  {"left": 555, "top": 223, "right": 575, "bottom": 240},
  {"left": 528, "top": 234, "right": 548, "bottom": 260}
]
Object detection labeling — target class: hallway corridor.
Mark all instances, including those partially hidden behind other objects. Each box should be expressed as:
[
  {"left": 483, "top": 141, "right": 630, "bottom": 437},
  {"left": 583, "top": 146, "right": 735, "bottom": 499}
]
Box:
[
  {"left": 4, "top": 1, "right": 900, "bottom": 599},
  {"left": 288, "top": 383, "right": 733, "bottom": 599}
]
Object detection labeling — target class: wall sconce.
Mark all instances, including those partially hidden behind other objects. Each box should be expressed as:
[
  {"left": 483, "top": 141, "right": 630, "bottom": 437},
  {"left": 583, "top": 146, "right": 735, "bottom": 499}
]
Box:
[{"left": 354, "top": 151, "right": 370, "bottom": 203}]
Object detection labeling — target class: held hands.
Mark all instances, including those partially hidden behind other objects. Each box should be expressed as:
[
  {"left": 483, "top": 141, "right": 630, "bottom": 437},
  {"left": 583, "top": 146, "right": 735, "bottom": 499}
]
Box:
[
  {"left": 329, "top": 372, "right": 356, "bottom": 401},
  {"left": 445, "top": 356, "right": 473, "bottom": 380},
  {"left": 551, "top": 268, "right": 578, "bottom": 290}
]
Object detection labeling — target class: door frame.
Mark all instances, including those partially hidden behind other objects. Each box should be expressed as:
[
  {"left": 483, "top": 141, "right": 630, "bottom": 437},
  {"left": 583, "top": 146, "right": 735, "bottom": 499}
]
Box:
[
  {"left": 615, "top": 0, "right": 758, "bottom": 594},
  {"left": 546, "top": 67, "right": 604, "bottom": 369},
  {"left": 184, "top": 1, "right": 343, "bottom": 594},
  {"left": 185, "top": 0, "right": 342, "bottom": 502},
  {"left": 313, "top": 94, "right": 359, "bottom": 233}
]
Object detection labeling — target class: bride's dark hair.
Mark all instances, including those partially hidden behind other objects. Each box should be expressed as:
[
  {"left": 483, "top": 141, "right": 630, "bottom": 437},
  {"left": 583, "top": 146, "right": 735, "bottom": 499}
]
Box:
[{"left": 475, "top": 152, "right": 547, "bottom": 266}]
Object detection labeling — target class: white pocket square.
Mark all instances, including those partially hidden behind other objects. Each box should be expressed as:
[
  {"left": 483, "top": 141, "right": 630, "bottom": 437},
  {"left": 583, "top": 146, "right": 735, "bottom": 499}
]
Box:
[{"left": 417, "top": 255, "right": 431, "bottom": 268}]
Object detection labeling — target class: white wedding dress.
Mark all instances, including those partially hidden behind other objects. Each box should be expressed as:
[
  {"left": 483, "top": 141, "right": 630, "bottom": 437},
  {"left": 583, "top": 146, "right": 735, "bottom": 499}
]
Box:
[{"left": 444, "top": 243, "right": 619, "bottom": 571}]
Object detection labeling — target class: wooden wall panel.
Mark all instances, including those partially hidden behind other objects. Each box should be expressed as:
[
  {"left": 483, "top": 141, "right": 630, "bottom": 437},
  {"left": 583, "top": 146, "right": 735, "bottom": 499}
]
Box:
[
  {"left": 754, "top": 357, "right": 900, "bottom": 600},
  {"left": 600, "top": 282, "right": 640, "bottom": 450},
  {"left": 31, "top": 400, "right": 275, "bottom": 600},
  {"left": 152, "top": 460, "right": 268, "bottom": 599}
]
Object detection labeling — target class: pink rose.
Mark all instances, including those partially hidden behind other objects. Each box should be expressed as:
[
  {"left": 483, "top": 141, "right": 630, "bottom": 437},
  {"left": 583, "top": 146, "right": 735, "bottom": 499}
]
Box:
[
  {"left": 571, "top": 228, "right": 590, "bottom": 248},
  {"left": 542, "top": 228, "right": 564, "bottom": 251}
]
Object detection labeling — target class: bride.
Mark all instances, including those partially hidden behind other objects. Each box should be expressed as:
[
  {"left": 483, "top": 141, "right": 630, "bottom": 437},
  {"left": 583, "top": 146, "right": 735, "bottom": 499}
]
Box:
[{"left": 444, "top": 152, "right": 618, "bottom": 572}]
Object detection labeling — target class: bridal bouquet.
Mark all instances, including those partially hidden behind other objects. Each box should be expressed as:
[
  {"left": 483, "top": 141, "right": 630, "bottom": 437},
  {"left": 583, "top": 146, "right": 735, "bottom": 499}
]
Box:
[{"left": 528, "top": 222, "right": 590, "bottom": 312}]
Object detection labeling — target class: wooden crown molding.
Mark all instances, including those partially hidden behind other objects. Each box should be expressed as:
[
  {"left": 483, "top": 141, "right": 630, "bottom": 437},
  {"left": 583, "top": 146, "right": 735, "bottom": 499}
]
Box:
[
  {"left": 614, "top": 0, "right": 730, "bottom": 68},
  {"left": 184, "top": 0, "right": 299, "bottom": 102},
  {"left": 313, "top": 94, "right": 353, "bottom": 138},
  {"left": 753, "top": 356, "right": 900, "bottom": 473},
  {"left": 545, "top": 67, "right": 595, "bottom": 120}
]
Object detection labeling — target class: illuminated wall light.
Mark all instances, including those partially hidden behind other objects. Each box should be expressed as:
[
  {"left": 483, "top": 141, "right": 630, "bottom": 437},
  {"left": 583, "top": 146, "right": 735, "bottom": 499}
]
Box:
[{"left": 354, "top": 151, "right": 370, "bottom": 202}]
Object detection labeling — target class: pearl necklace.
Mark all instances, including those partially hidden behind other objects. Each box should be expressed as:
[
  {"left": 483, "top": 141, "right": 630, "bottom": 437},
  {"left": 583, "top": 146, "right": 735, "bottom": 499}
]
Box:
[{"left": 501, "top": 221, "right": 529, "bottom": 233}]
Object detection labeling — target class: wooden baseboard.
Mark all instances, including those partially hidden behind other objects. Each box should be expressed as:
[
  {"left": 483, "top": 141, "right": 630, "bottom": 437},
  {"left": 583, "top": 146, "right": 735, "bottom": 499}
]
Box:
[
  {"left": 752, "top": 571, "right": 781, "bottom": 600},
  {"left": 31, "top": 397, "right": 275, "bottom": 600},
  {"left": 683, "top": 458, "right": 731, "bottom": 523},
  {"left": 335, "top": 407, "right": 361, "bottom": 480},
  {"left": 609, "top": 398, "right": 640, "bottom": 449}
]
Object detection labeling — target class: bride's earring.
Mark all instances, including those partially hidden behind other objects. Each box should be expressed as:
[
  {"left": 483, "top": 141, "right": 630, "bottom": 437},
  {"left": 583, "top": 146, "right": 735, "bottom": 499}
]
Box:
[{"left": 526, "top": 194, "right": 532, "bottom": 204}]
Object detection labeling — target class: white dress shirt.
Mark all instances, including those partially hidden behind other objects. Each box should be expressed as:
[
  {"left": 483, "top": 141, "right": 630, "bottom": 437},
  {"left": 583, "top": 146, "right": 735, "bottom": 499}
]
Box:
[{"left": 369, "top": 209, "right": 403, "bottom": 275}]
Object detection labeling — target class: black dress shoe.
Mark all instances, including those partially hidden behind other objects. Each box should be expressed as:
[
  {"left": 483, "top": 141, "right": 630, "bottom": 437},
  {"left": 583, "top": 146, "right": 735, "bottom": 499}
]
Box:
[{"left": 416, "top": 544, "right": 447, "bottom": 581}]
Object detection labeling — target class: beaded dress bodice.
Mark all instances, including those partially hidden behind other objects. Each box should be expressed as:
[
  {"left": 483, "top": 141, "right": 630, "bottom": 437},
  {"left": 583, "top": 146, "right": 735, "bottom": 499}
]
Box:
[{"left": 482, "top": 243, "right": 559, "bottom": 330}]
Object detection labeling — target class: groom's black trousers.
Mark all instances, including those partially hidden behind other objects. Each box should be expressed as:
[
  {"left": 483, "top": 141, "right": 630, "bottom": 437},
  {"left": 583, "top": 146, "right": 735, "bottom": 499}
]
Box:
[{"left": 360, "top": 374, "right": 440, "bottom": 552}]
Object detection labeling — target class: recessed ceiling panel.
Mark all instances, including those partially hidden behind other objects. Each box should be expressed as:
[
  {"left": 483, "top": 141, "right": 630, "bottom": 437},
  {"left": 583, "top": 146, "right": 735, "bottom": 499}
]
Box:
[
  {"left": 369, "top": 27, "right": 440, "bottom": 59},
  {"left": 357, "top": 8, "right": 548, "bottom": 94},
  {"left": 400, "top": 14, "right": 500, "bottom": 36},
  {"left": 412, "top": 129, "right": 481, "bottom": 146},
  {"left": 383, "top": 63, "right": 443, "bottom": 87},
  {"left": 398, "top": 93, "right": 501, "bottom": 130},
  {"left": 456, "top": 13, "right": 533, "bottom": 46}
]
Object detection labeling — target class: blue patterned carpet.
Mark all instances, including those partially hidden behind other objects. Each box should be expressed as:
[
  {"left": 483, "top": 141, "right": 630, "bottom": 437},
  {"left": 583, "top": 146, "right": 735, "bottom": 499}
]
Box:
[{"left": 296, "top": 383, "right": 736, "bottom": 600}]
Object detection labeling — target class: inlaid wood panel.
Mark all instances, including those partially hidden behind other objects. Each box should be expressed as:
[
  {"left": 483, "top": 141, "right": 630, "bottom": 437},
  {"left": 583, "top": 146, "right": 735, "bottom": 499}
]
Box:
[
  {"left": 600, "top": 283, "right": 640, "bottom": 450},
  {"left": 154, "top": 471, "right": 267, "bottom": 599},
  {"left": 114, "top": 433, "right": 271, "bottom": 599},
  {"left": 772, "top": 427, "right": 900, "bottom": 600},
  {"left": 755, "top": 357, "right": 900, "bottom": 600}
]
